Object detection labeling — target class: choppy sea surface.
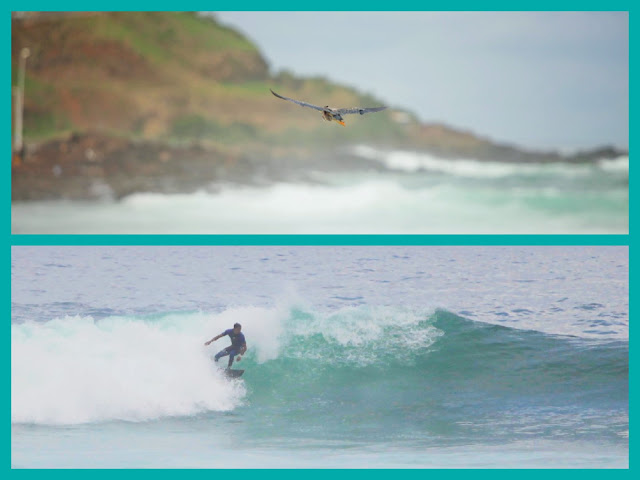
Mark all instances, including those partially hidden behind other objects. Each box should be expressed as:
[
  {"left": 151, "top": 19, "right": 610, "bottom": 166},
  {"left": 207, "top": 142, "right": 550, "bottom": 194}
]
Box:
[
  {"left": 11, "top": 147, "right": 629, "bottom": 233},
  {"left": 11, "top": 246, "right": 628, "bottom": 468}
]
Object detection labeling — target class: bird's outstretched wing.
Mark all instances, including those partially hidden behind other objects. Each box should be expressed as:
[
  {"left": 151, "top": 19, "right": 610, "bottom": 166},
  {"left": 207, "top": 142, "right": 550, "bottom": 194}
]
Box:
[
  {"left": 336, "top": 106, "right": 388, "bottom": 116},
  {"left": 270, "top": 89, "right": 325, "bottom": 112}
]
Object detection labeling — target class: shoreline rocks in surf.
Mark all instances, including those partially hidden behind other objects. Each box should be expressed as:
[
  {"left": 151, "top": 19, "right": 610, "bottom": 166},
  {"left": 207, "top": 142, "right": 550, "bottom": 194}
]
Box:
[
  {"left": 11, "top": 131, "right": 626, "bottom": 202},
  {"left": 10, "top": 132, "right": 333, "bottom": 201}
]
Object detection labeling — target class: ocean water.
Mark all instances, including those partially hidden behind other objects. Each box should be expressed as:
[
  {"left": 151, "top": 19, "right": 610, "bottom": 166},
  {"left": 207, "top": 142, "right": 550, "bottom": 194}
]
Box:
[
  {"left": 11, "top": 246, "right": 628, "bottom": 468},
  {"left": 11, "top": 147, "right": 629, "bottom": 234}
]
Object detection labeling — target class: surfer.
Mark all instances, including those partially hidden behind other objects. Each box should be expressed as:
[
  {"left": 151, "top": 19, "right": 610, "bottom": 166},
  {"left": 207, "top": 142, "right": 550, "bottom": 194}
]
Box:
[{"left": 205, "top": 322, "right": 247, "bottom": 368}]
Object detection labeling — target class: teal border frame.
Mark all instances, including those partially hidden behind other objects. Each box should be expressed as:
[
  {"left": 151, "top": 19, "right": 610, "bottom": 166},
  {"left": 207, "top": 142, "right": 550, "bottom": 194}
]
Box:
[
  {"left": 9, "top": 234, "right": 632, "bottom": 245},
  {"left": 8, "top": 4, "right": 631, "bottom": 474}
]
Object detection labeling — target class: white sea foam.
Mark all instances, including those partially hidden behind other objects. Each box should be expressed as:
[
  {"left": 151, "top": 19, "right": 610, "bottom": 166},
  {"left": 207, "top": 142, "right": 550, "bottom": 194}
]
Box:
[
  {"left": 281, "top": 305, "right": 442, "bottom": 366},
  {"left": 11, "top": 143, "right": 628, "bottom": 234},
  {"left": 11, "top": 301, "right": 444, "bottom": 425},
  {"left": 11, "top": 177, "right": 627, "bottom": 234},
  {"left": 11, "top": 311, "right": 263, "bottom": 425},
  {"left": 349, "top": 144, "right": 629, "bottom": 178},
  {"left": 598, "top": 155, "right": 629, "bottom": 173}
]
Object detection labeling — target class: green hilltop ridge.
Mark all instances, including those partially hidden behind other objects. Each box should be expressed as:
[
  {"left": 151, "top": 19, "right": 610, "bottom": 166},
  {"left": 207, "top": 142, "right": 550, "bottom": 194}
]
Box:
[
  {"left": 12, "top": 12, "right": 409, "bottom": 147},
  {"left": 11, "top": 12, "right": 626, "bottom": 201}
]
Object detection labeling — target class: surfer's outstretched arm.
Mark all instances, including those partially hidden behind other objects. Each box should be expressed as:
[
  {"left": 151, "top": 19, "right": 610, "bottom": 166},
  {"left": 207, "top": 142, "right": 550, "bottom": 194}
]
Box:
[{"left": 204, "top": 333, "right": 224, "bottom": 346}]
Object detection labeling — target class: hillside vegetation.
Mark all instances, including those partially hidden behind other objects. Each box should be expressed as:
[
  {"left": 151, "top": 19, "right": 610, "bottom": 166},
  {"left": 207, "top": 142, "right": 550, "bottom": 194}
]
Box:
[
  {"left": 11, "top": 12, "right": 626, "bottom": 201},
  {"left": 12, "top": 12, "right": 416, "bottom": 149}
]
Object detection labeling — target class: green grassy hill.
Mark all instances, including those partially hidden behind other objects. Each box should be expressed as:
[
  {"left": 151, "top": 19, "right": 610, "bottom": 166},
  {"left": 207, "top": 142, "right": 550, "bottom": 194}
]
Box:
[
  {"left": 12, "top": 12, "right": 412, "bottom": 149},
  {"left": 13, "top": 11, "right": 623, "bottom": 164}
]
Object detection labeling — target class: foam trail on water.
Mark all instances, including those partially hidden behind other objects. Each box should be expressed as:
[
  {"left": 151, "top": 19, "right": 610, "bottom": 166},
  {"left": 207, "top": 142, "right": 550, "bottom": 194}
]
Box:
[
  {"left": 350, "top": 145, "right": 629, "bottom": 178},
  {"left": 12, "top": 180, "right": 626, "bottom": 234},
  {"left": 10, "top": 302, "right": 437, "bottom": 425},
  {"left": 11, "top": 310, "right": 274, "bottom": 425},
  {"left": 11, "top": 302, "right": 628, "bottom": 457},
  {"left": 11, "top": 144, "right": 628, "bottom": 234},
  {"left": 598, "top": 156, "right": 629, "bottom": 173}
]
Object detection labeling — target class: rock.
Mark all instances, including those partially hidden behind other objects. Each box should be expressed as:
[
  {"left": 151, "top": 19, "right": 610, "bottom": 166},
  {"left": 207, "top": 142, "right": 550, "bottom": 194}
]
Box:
[{"left": 11, "top": 132, "right": 243, "bottom": 201}]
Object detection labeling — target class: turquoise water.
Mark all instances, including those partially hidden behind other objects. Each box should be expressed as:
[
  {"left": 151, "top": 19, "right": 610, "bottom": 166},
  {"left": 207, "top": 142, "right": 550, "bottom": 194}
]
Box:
[
  {"left": 11, "top": 246, "right": 629, "bottom": 467},
  {"left": 11, "top": 149, "right": 629, "bottom": 234}
]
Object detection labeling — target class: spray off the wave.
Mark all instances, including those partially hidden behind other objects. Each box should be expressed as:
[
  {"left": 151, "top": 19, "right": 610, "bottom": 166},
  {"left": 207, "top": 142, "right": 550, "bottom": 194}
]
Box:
[
  {"left": 12, "top": 305, "right": 628, "bottom": 440},
  {"left": 11, "top": 246, "right": 629, "bottom": 467},
  {"left": 11, "top": 308, "right": 282, "bottom": 424}
]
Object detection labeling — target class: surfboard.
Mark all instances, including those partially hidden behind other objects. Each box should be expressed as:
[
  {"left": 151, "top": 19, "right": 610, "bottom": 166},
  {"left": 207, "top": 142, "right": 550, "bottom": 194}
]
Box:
[{"left": 225, "top": 369, "right": 244, "bottom": 378}]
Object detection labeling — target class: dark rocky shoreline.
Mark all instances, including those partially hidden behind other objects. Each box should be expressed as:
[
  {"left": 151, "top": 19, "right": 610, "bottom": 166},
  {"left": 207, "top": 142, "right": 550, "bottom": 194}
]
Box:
[
  {"left": 11, "top": 132, "right": 627, "bottom": 202},
  {"left": 12, "top": 133, "right": 259, "bottom": 201}
]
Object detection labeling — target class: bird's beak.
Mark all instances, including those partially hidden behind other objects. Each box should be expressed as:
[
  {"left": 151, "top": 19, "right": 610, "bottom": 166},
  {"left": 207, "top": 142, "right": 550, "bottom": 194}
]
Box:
[{"left": 337, "top": 120, "right": 346, "bottom": 126}]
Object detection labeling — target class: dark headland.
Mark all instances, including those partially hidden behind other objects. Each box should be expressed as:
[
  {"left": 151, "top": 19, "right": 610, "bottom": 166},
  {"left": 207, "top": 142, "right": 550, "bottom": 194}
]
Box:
[{"left": 11, "top": 12, "right": 627, "bottom": 201}]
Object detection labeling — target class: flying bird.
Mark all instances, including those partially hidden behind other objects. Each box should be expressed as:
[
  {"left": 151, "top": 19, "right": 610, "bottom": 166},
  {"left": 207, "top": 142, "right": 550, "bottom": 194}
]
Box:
[{"left": 270, "top": 89, "right": 387, "bottom": 126}]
